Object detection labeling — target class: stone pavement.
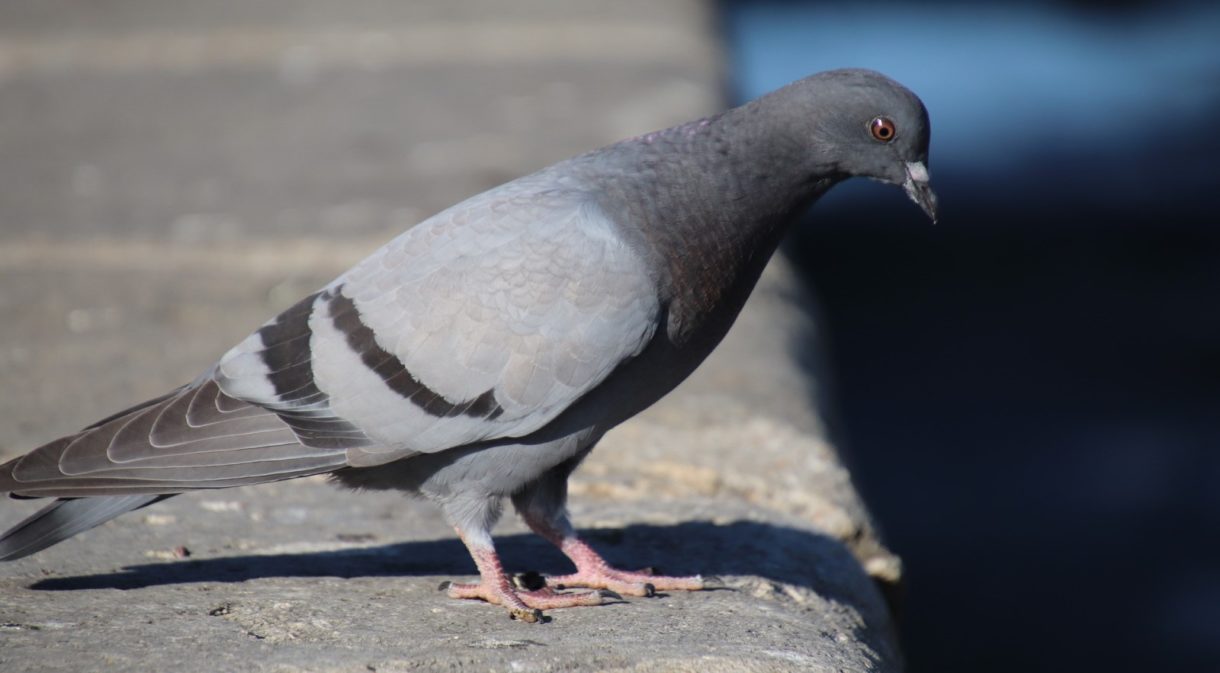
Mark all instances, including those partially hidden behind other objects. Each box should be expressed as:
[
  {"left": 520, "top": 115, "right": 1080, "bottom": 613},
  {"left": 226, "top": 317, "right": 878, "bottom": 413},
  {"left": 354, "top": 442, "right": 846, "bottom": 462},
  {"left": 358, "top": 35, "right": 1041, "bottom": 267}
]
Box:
[{"left": 0, "top": 1, "right": 902, "bottom": 670}]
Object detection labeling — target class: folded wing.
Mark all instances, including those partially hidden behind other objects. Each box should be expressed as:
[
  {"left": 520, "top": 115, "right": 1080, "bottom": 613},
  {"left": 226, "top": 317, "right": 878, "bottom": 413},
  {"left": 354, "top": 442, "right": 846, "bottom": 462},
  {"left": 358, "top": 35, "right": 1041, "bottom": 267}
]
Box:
[{"left": 0, "top": 178, "right": 662, "bottom": 498}]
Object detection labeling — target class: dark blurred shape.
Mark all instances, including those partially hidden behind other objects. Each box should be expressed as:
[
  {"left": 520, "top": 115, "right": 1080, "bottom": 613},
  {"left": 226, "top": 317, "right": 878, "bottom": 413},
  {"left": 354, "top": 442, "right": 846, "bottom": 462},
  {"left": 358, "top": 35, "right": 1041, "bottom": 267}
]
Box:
[{"left": 720, "top": 2, "right": 1220, "bottom": 672}]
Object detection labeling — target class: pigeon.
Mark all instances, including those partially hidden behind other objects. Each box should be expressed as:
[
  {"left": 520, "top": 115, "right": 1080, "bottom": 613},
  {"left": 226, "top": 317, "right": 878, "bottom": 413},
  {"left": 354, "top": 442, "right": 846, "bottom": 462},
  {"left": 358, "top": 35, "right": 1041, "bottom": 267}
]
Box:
[{"left": 0, "top": 69, "right": 936, "bottom": 622}]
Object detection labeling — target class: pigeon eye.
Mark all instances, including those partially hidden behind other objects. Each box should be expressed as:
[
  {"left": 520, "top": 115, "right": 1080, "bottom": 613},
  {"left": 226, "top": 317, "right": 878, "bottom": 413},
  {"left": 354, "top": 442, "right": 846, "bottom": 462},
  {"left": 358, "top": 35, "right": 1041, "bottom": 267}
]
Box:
[{"left": 869, "top": 116, "right": 896, "bottom": 143}]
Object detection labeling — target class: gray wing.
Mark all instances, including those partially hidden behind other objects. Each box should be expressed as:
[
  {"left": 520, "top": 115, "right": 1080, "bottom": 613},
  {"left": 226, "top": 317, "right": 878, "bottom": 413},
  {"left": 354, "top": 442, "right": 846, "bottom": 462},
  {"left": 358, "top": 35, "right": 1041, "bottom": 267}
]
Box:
[
  {"left": 1, "top": 178, "right": 662, "bottom": 500},
  {"left": 217, "top": 180, "right": 661, "bottom": 466}
]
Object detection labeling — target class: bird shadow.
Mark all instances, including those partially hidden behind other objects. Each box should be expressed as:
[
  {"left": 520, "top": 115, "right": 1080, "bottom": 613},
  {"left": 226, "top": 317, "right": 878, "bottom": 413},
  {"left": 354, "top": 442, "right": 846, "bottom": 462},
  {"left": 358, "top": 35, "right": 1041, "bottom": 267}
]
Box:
[{"left": 26, "top": 520, "right": 874, "bottom": 612}]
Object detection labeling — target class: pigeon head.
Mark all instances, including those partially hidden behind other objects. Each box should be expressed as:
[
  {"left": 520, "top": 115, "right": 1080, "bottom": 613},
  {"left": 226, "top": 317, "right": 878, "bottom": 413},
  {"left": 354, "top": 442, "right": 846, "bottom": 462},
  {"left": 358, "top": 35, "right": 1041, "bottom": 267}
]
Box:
[{"left": 778, "top": 69, "right": 938, "bottom": 222}]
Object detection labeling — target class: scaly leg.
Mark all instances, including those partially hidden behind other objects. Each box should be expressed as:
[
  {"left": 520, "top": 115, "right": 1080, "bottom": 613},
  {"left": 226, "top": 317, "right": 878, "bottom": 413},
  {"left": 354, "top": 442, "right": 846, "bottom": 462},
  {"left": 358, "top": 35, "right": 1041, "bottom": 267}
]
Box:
[
  {"left": 512, "top": 460, "right": 708, "bottom": 597},
  {"left": 522, "top": 514, "right": 707, "bottom": 596}
]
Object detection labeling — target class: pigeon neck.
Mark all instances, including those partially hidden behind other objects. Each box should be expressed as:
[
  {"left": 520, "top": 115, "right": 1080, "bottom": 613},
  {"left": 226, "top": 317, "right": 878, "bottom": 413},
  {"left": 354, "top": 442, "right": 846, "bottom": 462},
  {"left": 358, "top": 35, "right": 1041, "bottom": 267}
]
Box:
[{"left": 599, "top": 104, "right": 842, "bottom": 345}]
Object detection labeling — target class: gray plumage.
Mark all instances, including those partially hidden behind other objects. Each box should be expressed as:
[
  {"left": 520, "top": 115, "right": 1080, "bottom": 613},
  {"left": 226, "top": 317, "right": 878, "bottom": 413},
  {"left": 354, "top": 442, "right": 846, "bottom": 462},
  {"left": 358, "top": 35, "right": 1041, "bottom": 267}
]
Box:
[{"left": 0, "top": 69, "right": 936, "bottom": 618}]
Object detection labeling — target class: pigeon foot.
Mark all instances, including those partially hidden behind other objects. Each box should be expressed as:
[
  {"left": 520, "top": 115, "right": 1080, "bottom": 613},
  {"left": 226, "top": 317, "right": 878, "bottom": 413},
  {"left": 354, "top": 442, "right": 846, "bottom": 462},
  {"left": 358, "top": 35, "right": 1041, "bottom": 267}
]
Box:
[
  {"left": 443, "top": 578, "right": 609, "bottom": 618},
  {"left": 546, "top": 536, "right": 706, "bottom": 595},
  {"left": 548, "top": 566, "right": 705, "bottom": 596},
  {"left": 447, "top": 531, "right": 615, "bottom": 621},
  {"left": 517, "top": 516, "right": 709, "bottom": 597}
]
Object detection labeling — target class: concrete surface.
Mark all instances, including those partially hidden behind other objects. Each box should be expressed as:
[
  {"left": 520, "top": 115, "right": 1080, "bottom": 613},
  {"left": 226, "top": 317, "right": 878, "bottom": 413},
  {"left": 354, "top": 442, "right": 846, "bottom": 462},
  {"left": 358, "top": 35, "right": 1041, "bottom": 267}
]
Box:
[{"left": 0, "top": 1, "right": 902, "bottom": 670}]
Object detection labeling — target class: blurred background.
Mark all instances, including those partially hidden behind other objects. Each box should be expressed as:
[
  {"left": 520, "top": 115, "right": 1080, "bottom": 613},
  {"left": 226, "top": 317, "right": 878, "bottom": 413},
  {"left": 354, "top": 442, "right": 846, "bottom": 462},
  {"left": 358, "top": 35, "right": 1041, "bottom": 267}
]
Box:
[
  {"left": 1, "top": 0, "right": 1218, "bottom": 671},
  {"left": 719, "top": 0, "right": 1220, "bottom": 671}
]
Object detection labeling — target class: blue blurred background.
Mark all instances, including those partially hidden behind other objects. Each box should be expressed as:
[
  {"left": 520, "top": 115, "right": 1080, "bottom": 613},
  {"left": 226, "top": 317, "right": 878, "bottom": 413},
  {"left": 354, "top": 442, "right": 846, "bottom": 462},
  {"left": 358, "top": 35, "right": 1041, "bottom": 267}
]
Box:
[{"left": 719, "top": 0, "right": 1220, "bottom": 670}]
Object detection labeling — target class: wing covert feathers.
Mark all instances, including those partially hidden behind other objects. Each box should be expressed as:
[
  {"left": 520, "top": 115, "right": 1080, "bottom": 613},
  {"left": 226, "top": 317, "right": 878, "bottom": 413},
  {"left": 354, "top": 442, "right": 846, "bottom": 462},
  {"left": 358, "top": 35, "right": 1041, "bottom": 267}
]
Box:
[{"left": 304, "top": 189, "right": 660, "bottom": 456}]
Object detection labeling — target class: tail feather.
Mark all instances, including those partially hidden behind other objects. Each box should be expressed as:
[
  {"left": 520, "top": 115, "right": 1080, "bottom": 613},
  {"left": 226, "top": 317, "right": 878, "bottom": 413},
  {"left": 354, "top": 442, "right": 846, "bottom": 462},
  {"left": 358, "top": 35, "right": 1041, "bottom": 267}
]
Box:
[{"left": 0, "top": 495, "right": 169, "bottom": 561}]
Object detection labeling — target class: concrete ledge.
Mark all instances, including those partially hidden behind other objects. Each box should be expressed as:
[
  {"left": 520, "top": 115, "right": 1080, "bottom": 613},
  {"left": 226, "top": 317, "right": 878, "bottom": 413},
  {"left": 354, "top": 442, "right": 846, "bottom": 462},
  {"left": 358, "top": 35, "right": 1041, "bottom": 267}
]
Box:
[
  {"left": 1, "top": 489, "right": 895, "bottom": 672},
  {"left": 0, "top": 1, "right": 903, "bottom": 670},
  {"left": 0, "top": 258, "right": 903, "bottom": 673}
]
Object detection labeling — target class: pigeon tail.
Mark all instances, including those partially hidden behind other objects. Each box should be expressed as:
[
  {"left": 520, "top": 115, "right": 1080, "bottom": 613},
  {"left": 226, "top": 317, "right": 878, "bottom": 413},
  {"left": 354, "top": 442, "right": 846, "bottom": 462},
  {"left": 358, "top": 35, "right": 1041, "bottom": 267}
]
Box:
[{"left": 0, "top": 494, "right": 169, "bottom": 561}]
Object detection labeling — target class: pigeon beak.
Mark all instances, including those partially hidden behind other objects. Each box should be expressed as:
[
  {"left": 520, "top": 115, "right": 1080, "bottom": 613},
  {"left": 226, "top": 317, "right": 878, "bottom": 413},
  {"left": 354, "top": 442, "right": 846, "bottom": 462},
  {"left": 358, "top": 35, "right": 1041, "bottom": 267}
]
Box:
[{"left": 902, "top": 161, "right": 938, "bottom": 224}]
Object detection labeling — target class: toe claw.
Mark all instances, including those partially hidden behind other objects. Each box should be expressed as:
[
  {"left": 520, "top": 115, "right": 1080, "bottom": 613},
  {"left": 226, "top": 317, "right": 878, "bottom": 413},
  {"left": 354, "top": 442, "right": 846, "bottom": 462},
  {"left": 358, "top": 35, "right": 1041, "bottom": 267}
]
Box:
[
  {"left": 510, "top": 608, "right": 545, "bottom": 623},
  {"left": 437, "top": 580, "right": 452, "bottom": 592},
  {"left": 642, "top": 583, "right": 656, "bottom": 598},
  {"left": 702, "top": 575, "right": 726, "bottom": 590},
  {"left": 598, "top": 589, "right": 623, "bottom": 601}
]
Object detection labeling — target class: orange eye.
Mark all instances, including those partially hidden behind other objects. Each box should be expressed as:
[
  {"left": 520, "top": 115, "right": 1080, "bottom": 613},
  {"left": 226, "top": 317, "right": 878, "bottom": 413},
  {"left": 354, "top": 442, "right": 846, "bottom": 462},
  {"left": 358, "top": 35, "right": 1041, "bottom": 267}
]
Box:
[{"left": 869, "top": 116, "right": 896, "bottom": 143}]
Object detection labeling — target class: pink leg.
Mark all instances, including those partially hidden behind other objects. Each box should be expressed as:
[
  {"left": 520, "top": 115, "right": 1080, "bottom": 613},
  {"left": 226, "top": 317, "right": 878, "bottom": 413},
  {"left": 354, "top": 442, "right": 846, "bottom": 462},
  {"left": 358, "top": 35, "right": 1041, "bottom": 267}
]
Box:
[
  {"left": 547, "top": 536, "right": 707, "bottom": 596},
  {"left": 443, "top": 528, "right": 611, "bottom": 621},
  {"left": 522, "top": 514, "right": 708, "bottom": 597}
]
